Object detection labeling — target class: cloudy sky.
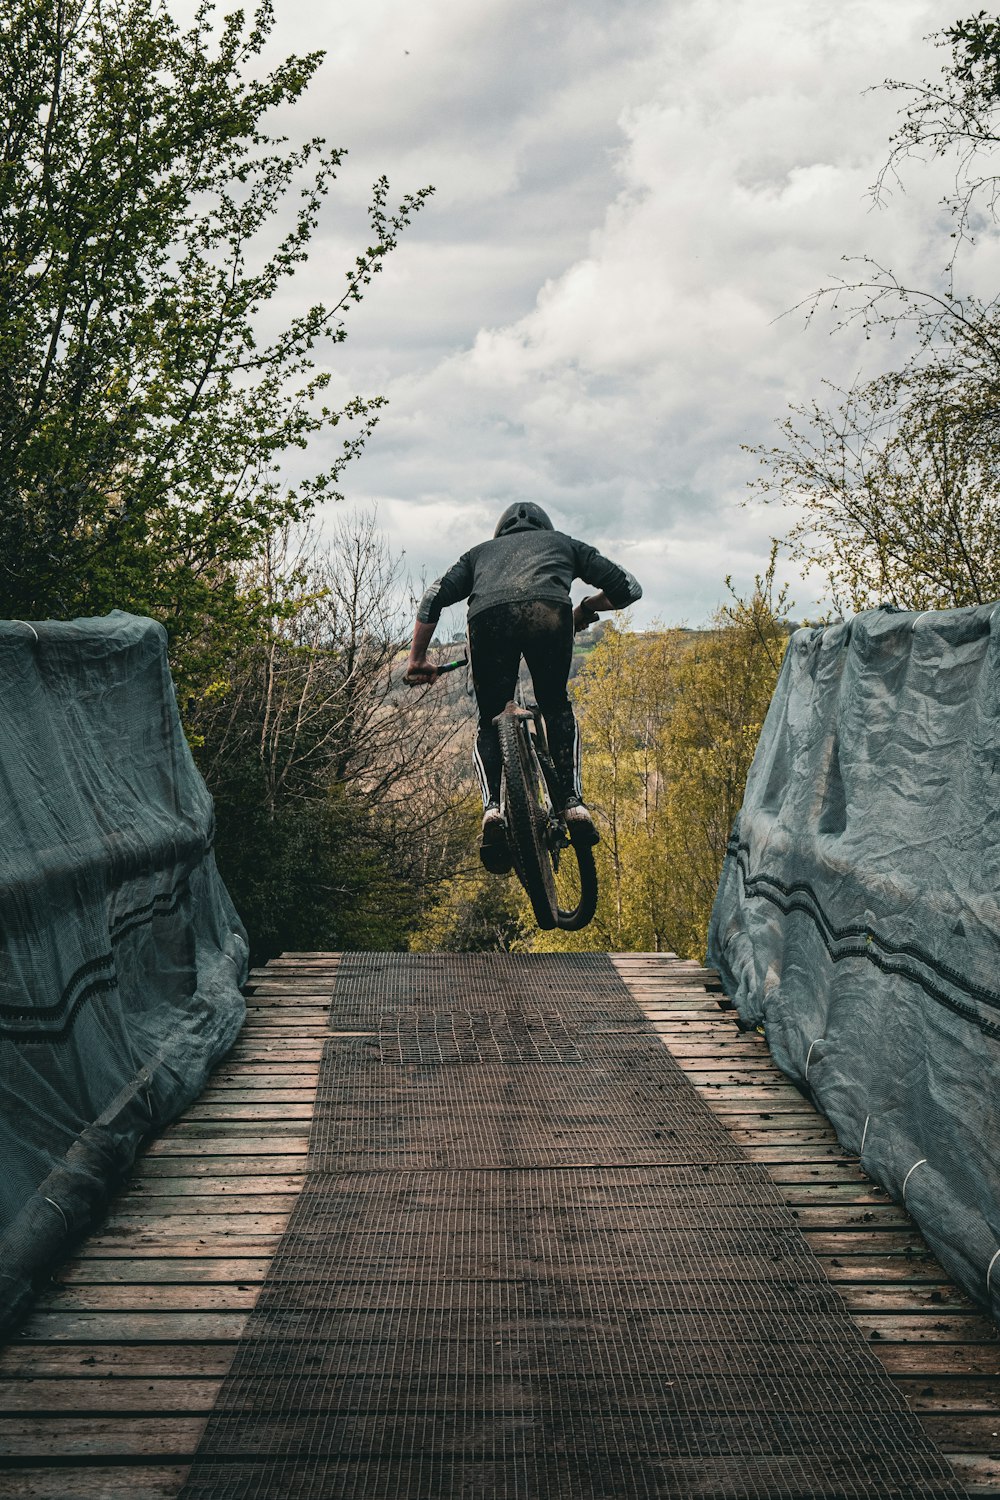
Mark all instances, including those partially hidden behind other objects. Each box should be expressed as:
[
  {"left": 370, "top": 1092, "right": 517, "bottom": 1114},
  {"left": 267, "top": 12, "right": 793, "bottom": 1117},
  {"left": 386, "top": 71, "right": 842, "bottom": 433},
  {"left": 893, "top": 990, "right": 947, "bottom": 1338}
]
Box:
[{"left": 244, "top": 0, "right": 985, "bottom": 627}]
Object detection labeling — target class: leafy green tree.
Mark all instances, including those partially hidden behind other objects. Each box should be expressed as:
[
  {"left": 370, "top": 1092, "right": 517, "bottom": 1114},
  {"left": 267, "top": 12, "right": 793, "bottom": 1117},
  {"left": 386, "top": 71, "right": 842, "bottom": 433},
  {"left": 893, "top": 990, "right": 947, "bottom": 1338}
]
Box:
[
  {"left": 653, "top": 568, "right": 788, "bottom": 959},
  {"left": 548, "top": 622, "right": 682, "bottom": 952},
  {"left": 0, "top": 0, "right": 430, "bottom": 689},
  {"left": 534, "top": 568, "right": 788, "bottom": 960},
  {"left": 409, "top": 796, "right": 531, "bottom": 953}
]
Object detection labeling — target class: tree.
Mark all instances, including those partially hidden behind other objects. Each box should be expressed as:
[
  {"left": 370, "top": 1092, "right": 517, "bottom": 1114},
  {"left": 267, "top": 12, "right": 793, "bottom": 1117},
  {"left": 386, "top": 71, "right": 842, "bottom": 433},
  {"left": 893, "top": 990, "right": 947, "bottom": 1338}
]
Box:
[
  {"left": 755, "top": 15, "right": 1000, "bottom": 612},
  {"left": 550, "top": 623, "right": 682, "bottom": 952},
  {"left": 0, "top": 0, "right": 430, "bottom": 688},
  {"left": 190, "top": 514, "right": 475, "bottom": 961},
  {"left": 532, "top": 567, "right": 788, "bottom": 961},
  {"left": 753, "top": 367, "right": 1000, "bottom": 612},
  {"left": 409, "top": 797, "right": 531, "bottom": 953},
  {"left": 878, "top": 13, "right": 1000, "bottom": 254},
  {"left": 652, "top": 568, "right": 788, "bottom": 959}
]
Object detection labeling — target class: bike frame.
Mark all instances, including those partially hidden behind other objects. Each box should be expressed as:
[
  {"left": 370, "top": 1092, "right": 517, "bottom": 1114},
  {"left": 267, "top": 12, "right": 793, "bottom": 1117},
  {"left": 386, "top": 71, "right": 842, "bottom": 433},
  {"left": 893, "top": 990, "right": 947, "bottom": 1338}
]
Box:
[
  {"left": 505, "top": 713, "right": 564, "bottom": 850},
  {"left": 496, "top": 679, "right": 597, "bottom": 930}
]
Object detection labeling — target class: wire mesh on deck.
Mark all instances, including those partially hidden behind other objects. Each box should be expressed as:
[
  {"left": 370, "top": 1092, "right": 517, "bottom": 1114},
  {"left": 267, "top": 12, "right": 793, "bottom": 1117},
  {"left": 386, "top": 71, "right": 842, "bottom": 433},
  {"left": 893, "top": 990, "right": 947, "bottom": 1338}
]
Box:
[
  {"left": 329, "top": 951, "right": 656, "bottom": 1026},
  {"left": 180, "top": 953, "right": 966, "bottom": 1500},
  {"left": 379, "top": 1008, "right": 664, "bottom": 1065}
]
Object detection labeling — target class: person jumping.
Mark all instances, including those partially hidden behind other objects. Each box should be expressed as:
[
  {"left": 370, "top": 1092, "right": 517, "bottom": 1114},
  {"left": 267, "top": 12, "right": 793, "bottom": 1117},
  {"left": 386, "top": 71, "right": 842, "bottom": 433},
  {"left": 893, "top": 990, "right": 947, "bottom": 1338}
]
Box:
[{"left": 405, "top": 502, "right": 642, "bottom": 873}]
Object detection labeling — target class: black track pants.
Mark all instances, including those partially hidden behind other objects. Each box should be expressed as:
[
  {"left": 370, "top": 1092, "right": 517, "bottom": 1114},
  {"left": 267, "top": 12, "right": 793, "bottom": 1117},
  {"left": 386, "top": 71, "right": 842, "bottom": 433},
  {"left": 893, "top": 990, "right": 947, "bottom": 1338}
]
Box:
[{"left": 467, "top": 599, "right": 581, "bottom": 809}]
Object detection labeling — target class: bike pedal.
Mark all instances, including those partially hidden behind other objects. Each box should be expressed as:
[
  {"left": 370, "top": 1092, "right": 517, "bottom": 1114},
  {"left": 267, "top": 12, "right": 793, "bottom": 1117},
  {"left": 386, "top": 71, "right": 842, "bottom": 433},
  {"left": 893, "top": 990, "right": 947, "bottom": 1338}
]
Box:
[
  {"left": 479, "top": 844, "right": 513, "bottom": 875},
  {"left": 566, "top": 818, "right": 600, "bottom": 849},
  {"left": 480, "top": 820, "right": 513, "bottom": 875}
]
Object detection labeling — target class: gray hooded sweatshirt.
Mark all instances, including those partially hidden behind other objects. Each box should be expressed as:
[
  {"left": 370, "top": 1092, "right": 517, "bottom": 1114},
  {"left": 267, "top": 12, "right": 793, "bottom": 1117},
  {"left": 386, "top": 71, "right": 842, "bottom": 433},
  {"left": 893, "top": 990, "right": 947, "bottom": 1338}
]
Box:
[{"left": 416, "top": 517, "right": 641, "bottom": 625}]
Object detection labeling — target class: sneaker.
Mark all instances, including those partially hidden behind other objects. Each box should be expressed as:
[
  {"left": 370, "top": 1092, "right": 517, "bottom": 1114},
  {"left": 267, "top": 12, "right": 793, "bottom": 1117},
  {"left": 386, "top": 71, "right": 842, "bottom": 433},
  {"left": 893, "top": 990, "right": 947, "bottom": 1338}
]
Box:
[
  {"left": 480, "top": 803, "right": 512, "bottom": 875},
  {"left": 563, "top": 794, "right": 599, "bottom": 846}
]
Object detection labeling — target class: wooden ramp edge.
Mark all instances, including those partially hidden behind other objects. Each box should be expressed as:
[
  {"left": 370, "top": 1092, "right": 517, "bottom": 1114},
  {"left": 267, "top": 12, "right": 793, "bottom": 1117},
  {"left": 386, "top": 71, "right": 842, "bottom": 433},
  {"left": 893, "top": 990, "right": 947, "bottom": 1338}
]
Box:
[{"left": 0, "top": 951, "right": 997, "bottom": 1498}]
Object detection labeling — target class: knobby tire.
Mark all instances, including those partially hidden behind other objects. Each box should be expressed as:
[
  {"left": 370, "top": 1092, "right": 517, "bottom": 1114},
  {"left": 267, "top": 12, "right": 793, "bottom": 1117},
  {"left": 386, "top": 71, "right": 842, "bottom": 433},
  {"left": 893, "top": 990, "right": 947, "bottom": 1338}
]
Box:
[{"left": 496, "top": 708, "right": 598, "bottom": 932}]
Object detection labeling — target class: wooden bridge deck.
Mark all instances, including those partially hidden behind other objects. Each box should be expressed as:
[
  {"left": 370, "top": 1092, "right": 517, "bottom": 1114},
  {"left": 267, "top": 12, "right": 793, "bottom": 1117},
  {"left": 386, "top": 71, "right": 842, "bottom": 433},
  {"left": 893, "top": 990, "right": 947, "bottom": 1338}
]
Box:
[{"left": 2, "top": 952, "right": 999, "bottom": 1497}]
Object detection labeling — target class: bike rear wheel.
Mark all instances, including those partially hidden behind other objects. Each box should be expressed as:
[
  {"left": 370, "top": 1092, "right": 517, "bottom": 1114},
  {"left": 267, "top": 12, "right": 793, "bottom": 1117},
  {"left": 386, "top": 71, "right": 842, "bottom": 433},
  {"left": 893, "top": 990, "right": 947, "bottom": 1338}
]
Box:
[{"left": 496, "top": 707, "right": 598, "bottom": 931}]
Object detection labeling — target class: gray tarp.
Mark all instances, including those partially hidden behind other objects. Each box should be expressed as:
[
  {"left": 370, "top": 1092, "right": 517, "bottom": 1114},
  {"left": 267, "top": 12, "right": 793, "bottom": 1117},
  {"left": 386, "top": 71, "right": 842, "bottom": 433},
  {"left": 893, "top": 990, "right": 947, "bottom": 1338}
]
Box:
[
  {"left": 708, "top": 603, "right": 1000, "bottom": 1320},
  {"left": 0, "top": 613, "right": 247, "bottom": 1333}
]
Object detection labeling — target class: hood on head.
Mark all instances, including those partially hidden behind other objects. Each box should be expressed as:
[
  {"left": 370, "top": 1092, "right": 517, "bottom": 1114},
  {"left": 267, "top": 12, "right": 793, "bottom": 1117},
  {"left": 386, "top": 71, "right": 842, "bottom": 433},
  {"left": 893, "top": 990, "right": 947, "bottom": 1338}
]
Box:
[{"left": 493, "top": 502, "right": 554, "bottom": 538}]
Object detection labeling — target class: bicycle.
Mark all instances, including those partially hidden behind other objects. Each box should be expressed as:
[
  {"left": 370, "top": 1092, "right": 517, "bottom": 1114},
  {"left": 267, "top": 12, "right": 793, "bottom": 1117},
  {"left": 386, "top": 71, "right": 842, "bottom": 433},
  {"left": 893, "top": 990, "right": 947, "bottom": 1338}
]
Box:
[
  {"left": 404, "top": 653, "right": 598, "bottom": 932},
  {"left": 493, "top": 691, "right": 598, "bottom": 931}
]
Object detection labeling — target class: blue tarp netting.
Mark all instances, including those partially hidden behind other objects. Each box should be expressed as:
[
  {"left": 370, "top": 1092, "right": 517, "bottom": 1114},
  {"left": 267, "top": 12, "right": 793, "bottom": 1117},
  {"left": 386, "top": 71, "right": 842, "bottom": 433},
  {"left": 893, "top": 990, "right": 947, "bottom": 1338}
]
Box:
[
  {"left": 708, "top": 602, "right": 1000, "bottom": 1320},
  {"left": 0, "top": 612, "right": 247, "bottom": 1332}
]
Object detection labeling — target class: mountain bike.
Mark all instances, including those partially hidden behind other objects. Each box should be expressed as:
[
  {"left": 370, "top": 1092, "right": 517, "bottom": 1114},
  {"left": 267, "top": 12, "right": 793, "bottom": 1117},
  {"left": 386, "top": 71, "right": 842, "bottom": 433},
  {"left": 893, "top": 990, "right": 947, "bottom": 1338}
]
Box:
[
  {"left": 493, "top": 694, "right": 598, "bottom": 932},
  {"left": 405, "top": 653, "right": 598, "bottom": 932}
]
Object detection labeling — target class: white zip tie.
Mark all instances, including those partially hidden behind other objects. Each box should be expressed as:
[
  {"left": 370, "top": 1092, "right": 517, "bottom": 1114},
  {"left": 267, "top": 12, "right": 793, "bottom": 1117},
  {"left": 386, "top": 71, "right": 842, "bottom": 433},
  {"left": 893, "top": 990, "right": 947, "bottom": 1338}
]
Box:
[
  {"left": 12, "top": 620, "right": 38, "bottom": 641},
  {"left": 902, "top": 1158, "right": 927, "bottom": 1201},
  {"left": 804, "top": 1039, "right": 823, "bottom": 1079},
  {"left": 860, "top": 1114, "right": 871, "bottom": 1156},
  {"left": 43, "top": 1196, "right": 69, "bottom": 1232},
  {"left": 987, "top": 1248, "right": 1000, "bottom": 1292}
]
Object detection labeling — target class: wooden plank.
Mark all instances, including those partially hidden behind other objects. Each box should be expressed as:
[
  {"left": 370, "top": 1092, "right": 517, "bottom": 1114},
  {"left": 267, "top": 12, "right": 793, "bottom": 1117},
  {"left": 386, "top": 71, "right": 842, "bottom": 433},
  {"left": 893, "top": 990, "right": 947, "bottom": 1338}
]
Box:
[
  {"left": 770, "top": 1181, "right": 893, "bottom": 1204},
  {"left": 199, "top": 1080, "right": 320, "bottom": 1094},
  {"left": 0, "top": 1415, "right": 205, "bottom": 1459},
  {"left": 124, "top": 1174, "right": 306, "bottom": 1196},
  {"left": 142, "top": 1136, "right": 310, "bottom": 1157},
  {"left": 93, "top": 1213, "right": 291, "bottom": 1237},
  {"left": 233, "top": 1016, "right": 330, "bottom": 1028},
  {"left": 911, "top": 1413, "right": 1000, "bottom": 1447},
  {"left": 857, "top": 1313, "right": 1000, "bottom": 1344},
  {"left": 34, "top": 1284, "right": 259, "bottom": 1312},
  {"left": 55, "top": 1257, "right": 272, "bottom": 1284},
  {"left": 191, "top": 1098, "right": 320, "bottom": 1110},
  {"left": 789, "top": 1206, "right": 912, "bottom": 1229},
  {"left": 841, "top": 1285, "right": 980, "bottom": 1312},
  {"left": 898, "top": 1378, "right": 1000, "bottom": 1413},
  {"left": 160, "top": 1121, "right": 312, "bottom": 1138},
  {"left": 0, "top": 1377, "right": 220, "bottom": 1413},
  {"left": 691, "top": 1096, "right": 813, "bottom": 1113},
  {"left": 16, "top": 1310, "right": 249, "bottom": 1342},
  {"left": 140, "top": 1157, "right": 307, "bottom": 1178},
  {"left": 0, "top": 1345, "right": 236, "bottom": 1378},
  {"left": 0, "top": 1467, "right": 191, "bottom": 1499},
  {"left": 819, "top": 1254, "right": 954, "bottom": 1283},
  {"left": 667, "top": 1050, "right": 783, "bottom": 1067},
  {"left": 875, "top": 1343, "right": 1000, "bottom": 1377},
  {"left": 182, "top": 1102, "right": 316, "bottom": 1120},
  {"left": 947, "top": 1453, "right": 1000, "bottom": 1494},
  {"left": 81, "top": 1237, "right": 283, "bottom": 1257},
  {"left": 105, "top": 1196, "right": 300, "bottom": 1218}
]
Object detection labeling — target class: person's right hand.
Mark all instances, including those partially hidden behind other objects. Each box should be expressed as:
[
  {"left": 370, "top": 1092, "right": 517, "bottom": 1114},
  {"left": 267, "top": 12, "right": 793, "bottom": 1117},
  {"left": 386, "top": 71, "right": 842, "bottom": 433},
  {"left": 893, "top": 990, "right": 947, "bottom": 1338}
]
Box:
[{"left": 404, "top": 659, "right": 440, "bottom": 686}]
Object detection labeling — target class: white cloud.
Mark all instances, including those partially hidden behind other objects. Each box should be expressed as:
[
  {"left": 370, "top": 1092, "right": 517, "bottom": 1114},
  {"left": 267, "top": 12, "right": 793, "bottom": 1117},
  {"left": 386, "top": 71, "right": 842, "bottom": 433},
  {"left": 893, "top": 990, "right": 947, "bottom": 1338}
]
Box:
[{"left": 206, "top": 0, "right": 985, "bottom": 625}]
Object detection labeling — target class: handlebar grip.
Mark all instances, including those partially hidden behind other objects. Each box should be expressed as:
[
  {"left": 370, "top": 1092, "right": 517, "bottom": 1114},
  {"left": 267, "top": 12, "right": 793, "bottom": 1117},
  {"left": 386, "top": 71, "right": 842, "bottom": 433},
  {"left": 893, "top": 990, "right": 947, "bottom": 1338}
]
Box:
[{"left": 403, "top": 654, "right": 468, "bottom": 687}]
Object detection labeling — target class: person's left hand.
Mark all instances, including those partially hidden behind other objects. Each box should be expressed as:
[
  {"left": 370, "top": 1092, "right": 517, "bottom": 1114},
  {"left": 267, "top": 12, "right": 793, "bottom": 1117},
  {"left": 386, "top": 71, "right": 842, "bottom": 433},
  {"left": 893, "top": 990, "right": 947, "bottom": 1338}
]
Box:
[{"left": 573, "top": 599, "right": 600, "bottom": 633}]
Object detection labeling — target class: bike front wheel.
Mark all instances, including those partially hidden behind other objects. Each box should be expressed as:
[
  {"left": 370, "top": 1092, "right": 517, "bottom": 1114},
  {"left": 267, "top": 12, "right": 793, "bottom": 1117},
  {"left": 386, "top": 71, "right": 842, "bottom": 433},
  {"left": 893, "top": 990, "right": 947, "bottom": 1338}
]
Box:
[{"left": 496, "top": 708, "right": 598, "bottom": 932}]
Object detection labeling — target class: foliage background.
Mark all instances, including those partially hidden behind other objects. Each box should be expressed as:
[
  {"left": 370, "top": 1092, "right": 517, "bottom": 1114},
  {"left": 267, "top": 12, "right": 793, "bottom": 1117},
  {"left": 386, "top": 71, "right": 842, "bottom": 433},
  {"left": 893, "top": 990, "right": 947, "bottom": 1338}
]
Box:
[{"left": 7, "top": 5, "right": 998, "bottom": 962}]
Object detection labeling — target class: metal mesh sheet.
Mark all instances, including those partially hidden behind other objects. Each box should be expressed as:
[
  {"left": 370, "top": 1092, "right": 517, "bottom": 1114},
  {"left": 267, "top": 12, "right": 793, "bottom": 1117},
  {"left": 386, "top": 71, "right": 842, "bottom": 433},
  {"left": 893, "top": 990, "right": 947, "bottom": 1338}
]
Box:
[
  {"left": 328, "top": 951, "right": 651, "bottom": 1026},
  {"left": 181, "top": 952, "right": 965, "bottom": 1500},
  {"left": 309, "top": 1052, "right": 743, "bottom": 1170},
  {"left": 378, "top": 1008, "right": 664, "bottom": 1064}
]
